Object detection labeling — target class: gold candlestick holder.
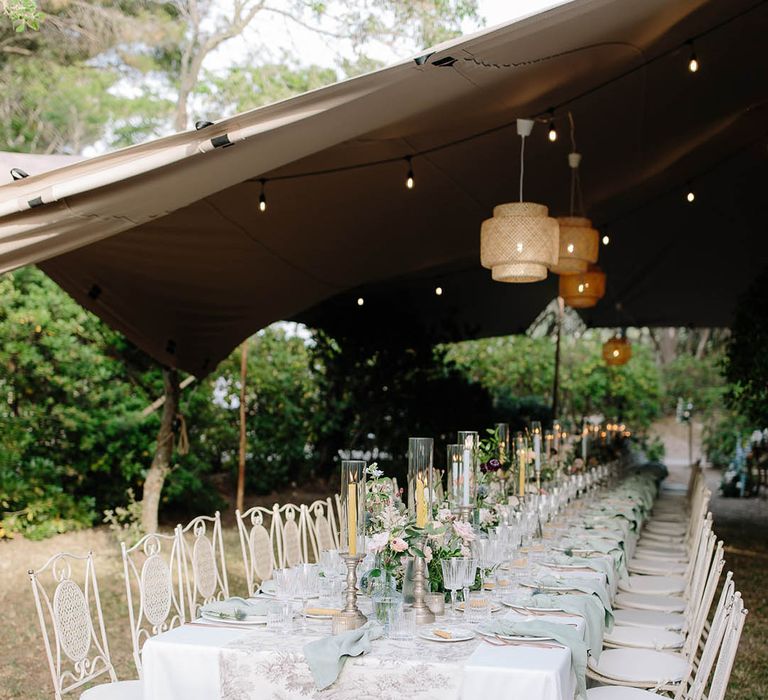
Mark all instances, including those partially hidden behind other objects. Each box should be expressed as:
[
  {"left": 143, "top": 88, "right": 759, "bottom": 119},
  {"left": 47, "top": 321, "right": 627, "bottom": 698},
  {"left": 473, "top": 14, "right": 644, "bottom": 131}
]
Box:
[
  {"left": 331, "top": 555, "right": 367, "bottom": 634},
  {"left": 411, "top": 552, "right": 435, "bottom": 625}
]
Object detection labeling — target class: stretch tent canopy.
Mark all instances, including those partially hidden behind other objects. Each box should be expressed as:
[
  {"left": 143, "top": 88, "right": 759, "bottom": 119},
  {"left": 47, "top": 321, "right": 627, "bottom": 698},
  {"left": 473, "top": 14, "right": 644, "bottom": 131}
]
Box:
[{"left": 0, "top": 0, "right": 766, "bottom": 376}]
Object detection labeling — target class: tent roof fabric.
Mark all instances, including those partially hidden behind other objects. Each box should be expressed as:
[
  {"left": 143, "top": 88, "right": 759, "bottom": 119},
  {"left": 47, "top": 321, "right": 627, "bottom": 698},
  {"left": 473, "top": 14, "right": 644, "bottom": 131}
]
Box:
[{"left": 0, "top": 0, "right": 766, "bottom": 376}]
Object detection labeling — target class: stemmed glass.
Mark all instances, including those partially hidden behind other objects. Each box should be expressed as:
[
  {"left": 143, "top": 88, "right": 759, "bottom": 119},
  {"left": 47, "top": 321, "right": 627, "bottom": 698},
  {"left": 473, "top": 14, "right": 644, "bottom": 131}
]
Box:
[
  {"left": 273, "top": 568, "right": 296, "bottom": 630},
  {"left": 293, "top": 563, "right": 320, "bottom": 631},
  {"left": 441, "top": 558, "right": 463, "bottom": 615},
  {"left": 460, "top": 557, "right": 478, "bottom": 613}
]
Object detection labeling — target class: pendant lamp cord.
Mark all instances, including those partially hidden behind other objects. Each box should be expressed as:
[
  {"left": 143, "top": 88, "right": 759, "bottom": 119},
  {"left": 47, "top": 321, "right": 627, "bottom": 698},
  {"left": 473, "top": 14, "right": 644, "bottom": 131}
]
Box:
[{"left": 519, "top": 134, "right": 525, "bottom": 202}]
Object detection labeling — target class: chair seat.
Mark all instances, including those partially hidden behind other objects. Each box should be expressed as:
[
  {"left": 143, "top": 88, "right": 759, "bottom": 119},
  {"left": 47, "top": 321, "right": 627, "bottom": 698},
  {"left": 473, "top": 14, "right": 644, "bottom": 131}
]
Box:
[
  {"left": 638, "top": 531, "right": 685, "bottom": 545},
  {"left": 80, "top": 680, "right": 143, "bottom": 700},
  {"left": 614, "top": 592, "right": 687, "bottom": 613},
  {"left": 644, "top": 521, "right": 687, "bottom": 536},
  {"left": 613, "top": 608, "right": 685, "bottom": 630},
  {"left": 603, "top": 625, "right": 684, "bottom": 650},
  {"left": 628, "top": 559, "right": 687, "bottom": 576},
  {"left": 588, "top": 648, "right": 688, "bottom": 685},
  {"left": 633, "top": 547, "right": 688, "bottom": 562},
  {"left": 648, "top": 512, "right": 687, "bottom": 523},
  {"left": 588, "top": 687, "right": 663, "bottom": 699},
  {"left": 635, "top": 542, "right": 687, "bottom": 555},
  {"left": 618, "top": 575, "right": 686, "bottom": 596}
]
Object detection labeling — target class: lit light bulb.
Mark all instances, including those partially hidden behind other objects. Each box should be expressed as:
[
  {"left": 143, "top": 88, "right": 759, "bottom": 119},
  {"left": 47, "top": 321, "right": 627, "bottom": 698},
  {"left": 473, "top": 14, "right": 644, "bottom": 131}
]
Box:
[
  {"left": 258, "top": 179, "right": 267, "bottom": 212},
  {"left": 435, "top": 286, "right": 443, "bottom": 296},
  {"left": 567, "top": 243, "right": 574, "bottom": 253},
  {"left": 578, "top": 284, "right": 585, "bottom": 293},
  {"left": 602, "top": 235, "right": 610, "bottom": 245},
  {"left": 612, "top": 349, "right": 620, "bottom": 358},
  {"left": 548, "top": 121, "right": 557, "bottom": 142},
  {"left": 357, "top": 297, "right": 364, "bottom": 306},
  {"left": 516, "top": 242, "right": 523, "bottom": 252},
  {"left": 688, "top": 52, "right": 699, "bottom": 73},
  {"left": 405, "top": 157, "right": 414, "bottom": 189},
  {"left": 686, "top": 191, "right": 695, "bottom": 203}
]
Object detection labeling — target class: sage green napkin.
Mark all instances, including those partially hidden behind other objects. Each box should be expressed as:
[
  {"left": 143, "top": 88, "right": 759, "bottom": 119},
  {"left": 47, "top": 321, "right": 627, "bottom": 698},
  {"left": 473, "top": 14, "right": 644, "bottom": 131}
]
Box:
[
  {"left": 478, "top": 619, "right": 588, "bottom": 699},
  {"left": 303, "top": 620, "right": 384, "bottom": 690},
  {"left": 531, "top": 592, "right": 613, "bottom": 660},
  {"left": 200, "top": 597, "right": 270, "bottom": 620},
  {"left": 548, "top": 553, "right": 617, "bottom": 592},
  {"left": 535, "top": 574, "right": 612, "bottom": 613}
]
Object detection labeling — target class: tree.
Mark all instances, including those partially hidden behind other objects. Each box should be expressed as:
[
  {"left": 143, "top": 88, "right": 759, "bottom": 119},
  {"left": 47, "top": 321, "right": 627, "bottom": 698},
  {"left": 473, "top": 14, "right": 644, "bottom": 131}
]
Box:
[{"left": 724, "top": 267, "right": 768, "bottom": 427}]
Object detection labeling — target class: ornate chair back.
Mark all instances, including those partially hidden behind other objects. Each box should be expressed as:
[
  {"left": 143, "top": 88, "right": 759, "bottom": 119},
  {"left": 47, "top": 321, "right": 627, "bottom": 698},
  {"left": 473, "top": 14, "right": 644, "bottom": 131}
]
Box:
[
  {"left": 121, "top": 531, "right": 185, "bottom": 676},
  {"left": 29, "top": 551, "right": 117, "bottom": 699},
  {"left": 235, "top": 505, "right": 276, "bottom": 596},
  {"left": 272, "top": 503, "right": 306, "bottom": 569},
  {"left": 177, "top": 511, "right": 229, "bottom": 618},
  {"left": 303, "top": 499, "right": 340, "bottom": 561}
]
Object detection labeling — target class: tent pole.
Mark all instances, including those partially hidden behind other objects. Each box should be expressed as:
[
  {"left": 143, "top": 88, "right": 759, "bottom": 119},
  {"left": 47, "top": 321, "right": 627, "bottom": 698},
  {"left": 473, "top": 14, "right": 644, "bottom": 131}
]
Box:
[
  {"left": 236, "top": 340, "right": 248, "bottom": 513},
  {"left": 551, "top": 296, "right": 564, "bottom": 419}
]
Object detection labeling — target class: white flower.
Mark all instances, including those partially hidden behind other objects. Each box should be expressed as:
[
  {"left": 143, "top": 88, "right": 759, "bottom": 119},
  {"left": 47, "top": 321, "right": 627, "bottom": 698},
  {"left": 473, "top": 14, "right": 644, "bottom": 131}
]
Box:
[
  {"left": 452, "top": 520, "right": 476, "bottom": 542},
  {"left": 437, "top": 508, "right": 453, "bottom": 522},
  {"left": 368, "top": 531, "right": 390, "bottom": 553},
  {"left": 423, "top": 545, "right": 433, "bottom": 564}
]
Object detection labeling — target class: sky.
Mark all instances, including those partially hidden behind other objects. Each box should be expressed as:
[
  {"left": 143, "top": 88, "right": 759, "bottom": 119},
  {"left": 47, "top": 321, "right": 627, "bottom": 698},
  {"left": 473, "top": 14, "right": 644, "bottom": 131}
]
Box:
[{"left": 206, "top": 1, "right": 568, "bottom": 73}]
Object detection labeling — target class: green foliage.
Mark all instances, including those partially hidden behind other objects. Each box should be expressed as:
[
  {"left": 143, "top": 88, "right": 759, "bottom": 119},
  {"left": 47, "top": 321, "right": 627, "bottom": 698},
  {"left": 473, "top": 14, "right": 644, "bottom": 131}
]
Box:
[
  {"left": 660, "top": 351, "right": 726, "bottom": 415},
  {"left": 724, "top": 267, "right": 768, "bottom": 427},
  {"left": 103, "top": 488, "right": 143, "bottom": 545},
  {"left": 2, "top": 0, "right": 41, "bottom": 31},
  {"left": 444, "top": 332, "right": 663, "bottom": 431}
]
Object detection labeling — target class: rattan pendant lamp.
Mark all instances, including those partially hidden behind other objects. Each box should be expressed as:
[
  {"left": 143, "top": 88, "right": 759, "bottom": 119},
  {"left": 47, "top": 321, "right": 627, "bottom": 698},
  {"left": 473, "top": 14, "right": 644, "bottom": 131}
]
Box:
[
  {"left": 551, "top": 152, "right": 599, "bottom": 274},
  {"left": 480, "top": 119, "right": 559, "bottom": 283},
  {"left": 603, "top": 332, "right": 632, "bottom": 366},
  {"left": 559, "top": 263, "right": 606, "bottom": 308}
]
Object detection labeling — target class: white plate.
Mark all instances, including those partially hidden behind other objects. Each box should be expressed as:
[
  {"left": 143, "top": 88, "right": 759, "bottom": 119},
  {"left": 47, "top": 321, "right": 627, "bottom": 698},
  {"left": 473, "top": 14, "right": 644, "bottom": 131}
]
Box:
[
  {"left": 201, "top": 611, "right": 267, "bottom": 625},
  {"left": 419, "top": 627, "right": 475, "bottom": 643},
  {"left": 477, "top": 629, "right": 554, "bottom": 642},
  {"left": 260, "top": 580, "right": 277, "bottom": 596},
  {"left": 502, "top": 602, "right": 565, "bottom": 613},
  {"left": 456, "top": 601, "right": 502, "bottom": 613}
]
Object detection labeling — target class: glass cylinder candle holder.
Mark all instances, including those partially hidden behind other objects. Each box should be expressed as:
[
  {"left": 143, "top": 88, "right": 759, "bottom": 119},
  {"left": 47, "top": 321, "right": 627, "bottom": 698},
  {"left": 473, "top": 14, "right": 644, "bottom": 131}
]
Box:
[
  {"left": 447, "top": 444, "right": 463, "bottom": 511},
  {"left": 407, "top": 438, "right": 434, "bottom": 530},
  {"left": 456, "top": 431, "right": 479, "bottom": 511},
  {"left": 544, "top": 429, "right": 554, "bottom": 463},
  {"left": 339, "top": 460, "right": 366, "bottom": 557},
  {"left": 495, "top": 423, "right": 510, "bottom": 467},
  {"left": 515, "top": 433, "right": 528, "bottom": 498}
]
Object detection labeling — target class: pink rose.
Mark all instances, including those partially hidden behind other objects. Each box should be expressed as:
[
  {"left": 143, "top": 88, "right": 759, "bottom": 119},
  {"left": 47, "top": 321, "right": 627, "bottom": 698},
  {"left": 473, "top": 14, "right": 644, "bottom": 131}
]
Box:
[
  {"left": 423, "top": 545, "right": 433, "bottom": 563},
  {"left": 390, "top": 537, "right": 408, "bottom": 552},
  {"left": 452, "top": 520, "right": 476, "bottom": 542}
]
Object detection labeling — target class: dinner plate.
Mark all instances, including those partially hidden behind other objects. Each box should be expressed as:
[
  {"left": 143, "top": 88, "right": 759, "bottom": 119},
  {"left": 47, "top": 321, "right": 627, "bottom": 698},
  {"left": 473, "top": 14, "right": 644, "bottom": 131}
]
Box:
[
  {"left": 477, "top": 629, "right": 555, "bottom": 642},
  {"left": 201, "top": 611, "right": 267, "bottom": 625},
  {"left": 456, "top": 601, "right": 502, "bottom": 613},
  {"left": 418, "top": 627, "right": 475, "bottom": 643}
]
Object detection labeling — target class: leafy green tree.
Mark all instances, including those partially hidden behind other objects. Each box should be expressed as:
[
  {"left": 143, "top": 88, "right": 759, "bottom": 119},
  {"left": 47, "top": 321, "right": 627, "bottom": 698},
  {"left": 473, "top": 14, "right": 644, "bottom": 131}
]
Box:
[{"left": 724, "top": 267, "right": 768, "bottom": 427}]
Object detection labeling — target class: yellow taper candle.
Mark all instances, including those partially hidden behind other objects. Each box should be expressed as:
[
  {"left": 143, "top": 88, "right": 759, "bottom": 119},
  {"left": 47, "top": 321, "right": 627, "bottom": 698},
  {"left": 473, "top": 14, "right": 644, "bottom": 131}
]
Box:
[
  {"left": 416, "top": 476, "right": 427, "bottom": 527},
  {"left": 348, "top": 481, "right": 357, "bottom": 556},
  {"left": 518, "top": 451, "right": 526, "bottom": 497}
]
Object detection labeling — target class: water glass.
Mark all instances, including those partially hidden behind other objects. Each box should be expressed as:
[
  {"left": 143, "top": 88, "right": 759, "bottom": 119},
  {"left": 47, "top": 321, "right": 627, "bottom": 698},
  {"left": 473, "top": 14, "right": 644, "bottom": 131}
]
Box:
[
  {"left": 387, "top": 606, "right": 415, "bottom": 640},
  {"left": 465, "top": 592, "right": 492, "bottom": 624},
  {"left": 441, "top": 558, "right": 464, "bottom": 614},
  {"left": 266, "top": 599, "right": 293, "bottom": 632}
]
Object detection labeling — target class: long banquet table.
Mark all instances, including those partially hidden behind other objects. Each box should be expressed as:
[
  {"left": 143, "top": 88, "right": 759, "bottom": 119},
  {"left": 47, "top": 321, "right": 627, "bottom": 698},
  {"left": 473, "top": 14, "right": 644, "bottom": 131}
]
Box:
[{"left": 142, "top": 473, "right": 650, "bottom": 700}]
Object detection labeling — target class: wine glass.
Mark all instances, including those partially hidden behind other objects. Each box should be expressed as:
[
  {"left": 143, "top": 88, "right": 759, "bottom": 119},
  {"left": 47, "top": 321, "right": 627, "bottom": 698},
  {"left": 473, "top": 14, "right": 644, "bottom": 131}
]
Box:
[
  {"left": 460, "top": 557, "right": 478, "bottom": 613},
  {"left": 441, "top": 557, "right": 463, "bottom": 615},
  {"left": 293, "top": 563, "right": 320, "bottom": 631}
]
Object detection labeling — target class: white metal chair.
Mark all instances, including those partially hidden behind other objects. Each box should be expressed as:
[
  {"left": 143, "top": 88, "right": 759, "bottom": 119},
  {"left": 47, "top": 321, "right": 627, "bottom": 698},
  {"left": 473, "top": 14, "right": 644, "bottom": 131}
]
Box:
[
  {"left": 235, "top": 505, "right": 277, "bottom": 596},
  {"left": 272, "top": 503, "right": 307, "bottom": 568},
  {"left": 588, "top": 573, "right": 737, "bottom": 692},
  {"left": 29, "top": 551, "right": 142, "bottom": 699},
  {"left": 121, "top": 532, "right": 185, "bottom": 677},
  {"left": 302, "top": 499, "right": 340, "bottom": 561},
  {"left": 177, "top": 512, "right": 229, "bottom": 618}
]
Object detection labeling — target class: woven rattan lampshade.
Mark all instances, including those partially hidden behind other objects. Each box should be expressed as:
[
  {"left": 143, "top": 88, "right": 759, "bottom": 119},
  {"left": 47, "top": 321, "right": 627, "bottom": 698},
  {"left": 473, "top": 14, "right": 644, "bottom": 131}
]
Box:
[
  {"left": 603, "top": 336, "right": 632, "bottom": 365},
  {"left": 480, "top": 202, "right": 559, "bottom": 283},
  {"left": 559, "top": 263, "right": 606, "bottom": 308},
  {"left": 551, "top": 216, "right": 600, "bottom": 274}
]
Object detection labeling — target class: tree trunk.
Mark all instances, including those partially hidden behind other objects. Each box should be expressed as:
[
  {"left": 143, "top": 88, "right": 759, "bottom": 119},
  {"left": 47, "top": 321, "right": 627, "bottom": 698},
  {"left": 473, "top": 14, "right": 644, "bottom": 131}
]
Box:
[
  {"left": 141, "top": 367, "right": 180, "bottom": 533},
  {"left": 695, "top": 328, "right": 711, "bottom": 360},
  {"left": 236, "top": 341, "right": 248, "bottom": 513},
  {"left": 658, "top": 327, "right": 678, "bottom": 365}
]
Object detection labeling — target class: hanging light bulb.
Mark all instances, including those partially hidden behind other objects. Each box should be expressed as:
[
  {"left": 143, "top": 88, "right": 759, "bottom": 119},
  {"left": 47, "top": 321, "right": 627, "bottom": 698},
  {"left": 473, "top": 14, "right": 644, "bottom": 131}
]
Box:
[
  {"left": 357, "top": 297, "right": 365, "bottom": 306},
  {"left": 258, "top": 179, "right": 267, "bottom": 212},
  {"left": 602, "top": 234, "right": 610, "bottom": 245},
  {"left": 687, "top": 43, "right": 699, "bottom": 73},
  {"left": 548, "top": 121, "right": 557, "bottom": 142},
  {"left": 405, "top": 157, "right": 414, "bottom": 190},
  {"left": 686, "top": 190, "right": 695, "bottom": 203},
  {"left": 435, "top": 286, "right": 443, "bottom": 296},
  {"left": 480, "top": 119, "right": 559, "bottom": 283}
]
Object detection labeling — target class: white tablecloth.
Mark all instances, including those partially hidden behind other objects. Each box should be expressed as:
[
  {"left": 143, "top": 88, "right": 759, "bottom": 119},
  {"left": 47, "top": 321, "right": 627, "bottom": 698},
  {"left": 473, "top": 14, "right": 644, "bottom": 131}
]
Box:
[{"left": 142, "top": 610, "right": 586, "bottom": 700}]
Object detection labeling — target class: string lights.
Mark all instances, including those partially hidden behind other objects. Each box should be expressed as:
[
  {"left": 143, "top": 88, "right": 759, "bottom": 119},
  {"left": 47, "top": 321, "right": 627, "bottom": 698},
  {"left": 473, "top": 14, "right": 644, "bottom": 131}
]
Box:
[
  {"left": 602, "top": 235, "right": 610, "bottom": 245},
  {"left": 547, "top": 111, "right": 557, "bottom": 142},
  {"left": 405, "top": 157, "right": 414, "bottom": 189},
  {"left": 686, "top": 189, "right": 695, "bottom": 203},
  {"left": 687, "top": 43, "right": 699, "bottom": 73},
  {"left": 435, "top": 286, "right": 443, "bottom": 296},
  {"left": 357, "top": 297, "right": 365, "bottom": 306},
  {"left": 258, "top": 179, "right": 267, "bottom": 212}
]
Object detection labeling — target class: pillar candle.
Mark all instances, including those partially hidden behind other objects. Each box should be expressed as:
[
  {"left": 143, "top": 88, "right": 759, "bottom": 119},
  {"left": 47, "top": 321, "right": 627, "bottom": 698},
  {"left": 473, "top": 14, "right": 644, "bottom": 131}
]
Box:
[{"left": 416, "top": 476, "right": 427, "bottom": 527}]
